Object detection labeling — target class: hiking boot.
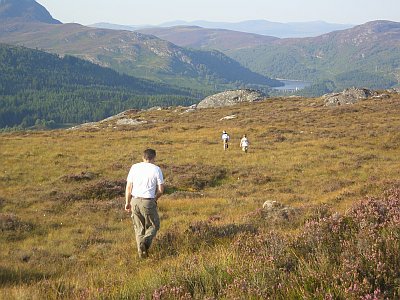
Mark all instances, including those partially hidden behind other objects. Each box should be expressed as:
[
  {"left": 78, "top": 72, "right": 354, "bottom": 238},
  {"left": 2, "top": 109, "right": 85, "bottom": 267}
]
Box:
[{"left": 139, "top": 242, "right": 148, "bottom": 258}]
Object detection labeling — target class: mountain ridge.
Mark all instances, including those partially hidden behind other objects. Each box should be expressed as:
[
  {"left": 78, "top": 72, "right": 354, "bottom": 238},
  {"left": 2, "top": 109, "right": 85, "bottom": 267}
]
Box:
[
  {"left": 227, "top": 20, "right": 400, "bottom": 92},
  {"left": 0, "top": 0, "right": 60, "bottom": 24},
  {"left": 0, "top": 1, "right": 281, "bottom": 89},
  {"left": 136, "top": 26, "right": 278, "bottom": 51},
  {"left": 90, "top": 19, "right": 354, "bottom": 38}
]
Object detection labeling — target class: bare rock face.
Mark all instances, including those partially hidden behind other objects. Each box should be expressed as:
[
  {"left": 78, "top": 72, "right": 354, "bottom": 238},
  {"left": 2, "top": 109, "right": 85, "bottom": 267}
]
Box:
[
  {"left": 322, "top": 87, "right": 377, "bottom": 106},
  {"left": 386, "top": 88, "right": 400, "bottom": 94},
  {"left": 197, "top": 89, "right": 266, "bottom": 108}
]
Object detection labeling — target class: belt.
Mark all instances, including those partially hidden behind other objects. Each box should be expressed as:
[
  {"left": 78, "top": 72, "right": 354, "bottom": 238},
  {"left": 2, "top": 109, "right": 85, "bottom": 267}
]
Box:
[{"left": 133, "top": 197, "right": 154, "bottom": 200}]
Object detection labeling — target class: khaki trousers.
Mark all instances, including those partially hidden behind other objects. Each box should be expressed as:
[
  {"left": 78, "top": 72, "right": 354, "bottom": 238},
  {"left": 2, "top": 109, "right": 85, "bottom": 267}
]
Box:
[{"left": 131, "top": 197, "right": 160, "bottom": 254}]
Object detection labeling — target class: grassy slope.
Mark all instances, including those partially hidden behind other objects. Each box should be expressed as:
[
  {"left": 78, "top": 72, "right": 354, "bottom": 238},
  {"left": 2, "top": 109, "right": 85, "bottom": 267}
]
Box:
[
  {"left": 1, "top": 94, "right": 400, "bottom": 298},
  {"left": 0, "top": 22, "right": 280, "bottom": 90}
]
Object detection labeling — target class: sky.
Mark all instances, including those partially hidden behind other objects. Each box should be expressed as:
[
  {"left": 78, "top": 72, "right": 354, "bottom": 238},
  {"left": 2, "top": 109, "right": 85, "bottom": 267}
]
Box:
[{"left": 35, "top": 0, "right": 400, "bottom": 26}]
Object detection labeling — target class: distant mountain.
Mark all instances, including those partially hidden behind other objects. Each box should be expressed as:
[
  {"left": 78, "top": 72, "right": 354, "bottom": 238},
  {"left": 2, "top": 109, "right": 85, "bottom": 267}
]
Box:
[
  {"left": 91, "top": 20, "right": 353, "bottom": 38},
  {"left": 228, "top": 20, "right": 400, "bottom": 93},
  {"left": 137, "top": 26, "right": 278, "bottom": 51},
  {"left": 0, "top": 20, "right": 281, "bottom": 89},
  {"left": 157, "top": 20, "right": 354, "bottom": 38},
  {"left": 0, "top": 0, "right": 60, "bottom": 24},
  {"left": 89, "top": 22, "right": 143, "bottom": 31},
  {"left": 0, "top": 43, "right": 200, "bottom": 128},
  {"left": 133, "top": 21, "right": 400, "bottom": 93}
]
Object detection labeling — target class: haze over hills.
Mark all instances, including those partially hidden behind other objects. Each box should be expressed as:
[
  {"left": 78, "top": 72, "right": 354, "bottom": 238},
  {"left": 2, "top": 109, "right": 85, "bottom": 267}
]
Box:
[
  {"left": 90, "top": 19, "right": 354, "bottom": 38},
  {"left": 136, "top": 26, "right": 278, "bottom": 52},
  {"left": 0, "top": 0, "right": 281, "bottom": 90}
]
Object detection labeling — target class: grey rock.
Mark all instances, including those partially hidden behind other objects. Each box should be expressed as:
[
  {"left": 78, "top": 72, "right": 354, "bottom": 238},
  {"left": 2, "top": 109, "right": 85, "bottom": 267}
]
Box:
[
  {"left": 322, "top": 87, "right": 377, "bottom": 106},
  {"left": 115, "top": 118, "right": 147, "bottom": 126},
  {"left": 372, "top": 94, "right": 390, "bottom": 99},
  {"left": 386, "top": 88, "right": 400, "bottom": 94},
  {"left": 197, "top": 89, "right": 266, "bottom": 108},
  {"left": 219, "top": 114, "right": 237, "bottom": 121},
  {"left": 262, "top": 200, "right": 283, "bottom": 210},
  {"left": 180, "top": 108, "right": 196, "bottom": 114}
]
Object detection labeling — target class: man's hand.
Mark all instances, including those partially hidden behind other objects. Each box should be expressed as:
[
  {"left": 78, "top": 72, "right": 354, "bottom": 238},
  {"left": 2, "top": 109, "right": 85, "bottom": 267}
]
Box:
[{"left": 125, "top": 181, "right": 133, "bottom": 212}]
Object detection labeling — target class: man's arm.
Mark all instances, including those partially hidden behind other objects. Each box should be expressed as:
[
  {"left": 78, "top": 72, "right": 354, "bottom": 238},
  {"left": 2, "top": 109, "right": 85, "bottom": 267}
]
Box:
[
  {"left": 155, "top": 184, "right": 164, "bottom": 200},
  {"left": 125, "top": 181, "right": 133, "bottom": 212}
]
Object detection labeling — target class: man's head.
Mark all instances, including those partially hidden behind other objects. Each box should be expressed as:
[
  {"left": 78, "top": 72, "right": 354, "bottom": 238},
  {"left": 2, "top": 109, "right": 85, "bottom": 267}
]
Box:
[{"left": 143, "top": 148, "right": 156, "bottom": 162}]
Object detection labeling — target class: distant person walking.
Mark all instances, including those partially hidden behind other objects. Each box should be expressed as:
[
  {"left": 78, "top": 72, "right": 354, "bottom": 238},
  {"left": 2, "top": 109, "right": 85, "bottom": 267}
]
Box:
[
  {"left": 240, "top": 134, "right": 250, "bottom": 153},
  {"left": 221, "top": 130, "right": 230, "bottom": 150},
  {"left": 125, "top": 149, "right": 164, "bottom": 258}
]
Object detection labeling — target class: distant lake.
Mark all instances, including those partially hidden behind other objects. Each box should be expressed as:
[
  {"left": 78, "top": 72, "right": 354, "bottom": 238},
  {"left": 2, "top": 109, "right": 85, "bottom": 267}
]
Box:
[{"left": 273, "top": 79, "right": 311, "bottom": 91}]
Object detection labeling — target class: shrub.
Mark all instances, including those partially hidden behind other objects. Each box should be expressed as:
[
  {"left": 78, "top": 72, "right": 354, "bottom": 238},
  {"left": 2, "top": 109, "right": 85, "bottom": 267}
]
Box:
[
  {"left": 0, "top": 213, "right": 33, "bottom": 232},
  {"left": 81, "top": 179, "right": 126, "bottom": 200},
  {"left": 162, "top": 164, "right": 227, "bottom": 191}
]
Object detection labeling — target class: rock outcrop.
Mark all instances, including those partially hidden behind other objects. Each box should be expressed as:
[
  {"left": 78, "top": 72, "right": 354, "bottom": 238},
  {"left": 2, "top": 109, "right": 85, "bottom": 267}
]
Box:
[
  {"left": 386, "top": 88, "right": 400, "bottom": 94},
  {"left": 197, "top": 89, "right": 266, "bottom": 109},
  {"left": 322, "top": 87, "right": 377, "bottom": 106}
]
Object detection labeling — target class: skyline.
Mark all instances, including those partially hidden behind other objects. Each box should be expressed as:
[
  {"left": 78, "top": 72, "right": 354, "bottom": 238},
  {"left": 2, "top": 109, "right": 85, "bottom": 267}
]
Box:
[{"left": 35, "top": 0, "right": 400, "bottom": 26}]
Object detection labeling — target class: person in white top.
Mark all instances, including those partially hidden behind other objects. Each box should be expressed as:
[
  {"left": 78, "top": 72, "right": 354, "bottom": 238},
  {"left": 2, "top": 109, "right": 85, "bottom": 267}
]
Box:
[
  {"left": 125, "top": 148, "right": 164, "bottom": 258},
  {"left": 240, "top": 134, "right": 249, "bottom": 153},
  {"left": 221, "top": 130, "right": 230, "bottom": 150}
]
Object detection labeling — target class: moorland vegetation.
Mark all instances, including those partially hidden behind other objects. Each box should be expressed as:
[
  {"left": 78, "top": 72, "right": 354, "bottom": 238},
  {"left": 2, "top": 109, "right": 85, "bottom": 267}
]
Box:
[{"left": 1, "top": 93, "right": 400, "bottom": 299}]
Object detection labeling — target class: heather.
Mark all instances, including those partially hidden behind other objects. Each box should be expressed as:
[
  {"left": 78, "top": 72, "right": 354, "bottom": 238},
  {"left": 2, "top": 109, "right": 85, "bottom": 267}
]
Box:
[{"left": 1, "top": 95, "right": 400, "bottom": 299}]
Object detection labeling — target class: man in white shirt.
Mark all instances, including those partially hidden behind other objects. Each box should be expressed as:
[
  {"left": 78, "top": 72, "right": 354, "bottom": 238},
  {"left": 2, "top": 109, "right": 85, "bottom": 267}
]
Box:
[
  {"left": 125, "top": 149, "right": 164, "bottom": 258},
  {"left": 240, "top": 134, "right": 249, "bottom": 153},
  {"left": 221, "top": 130, "right": 230, "bottom": 150}
]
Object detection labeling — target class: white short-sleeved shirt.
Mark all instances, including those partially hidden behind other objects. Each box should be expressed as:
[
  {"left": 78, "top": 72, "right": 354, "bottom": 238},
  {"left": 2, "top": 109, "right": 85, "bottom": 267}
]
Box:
[
  {"left": 222, "top": 133, "right": 230, "bottom": 141},
  {"left": 240, "top": 137, "right": 249, "bottom": 147},
  {"left": 127, "top": 162, "right": 164, "bottom": 199}
]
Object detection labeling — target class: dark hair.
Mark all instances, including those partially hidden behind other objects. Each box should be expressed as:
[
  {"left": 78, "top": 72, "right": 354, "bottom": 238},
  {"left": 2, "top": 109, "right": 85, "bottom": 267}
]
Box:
[{"left": 143, "top": 148, "right": 156, "bottom": 161}]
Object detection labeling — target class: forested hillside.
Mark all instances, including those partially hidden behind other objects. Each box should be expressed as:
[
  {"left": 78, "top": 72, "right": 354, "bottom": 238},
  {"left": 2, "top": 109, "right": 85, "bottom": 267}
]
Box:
[
  {"left": 0, "top": 44, "right": 203, "bottom": 129},
  {"left": 0, "top": 21, "right": 281, "bottom": 90},
  {"left": 228, "top": 21, "right": 400, "bottom": 94}
]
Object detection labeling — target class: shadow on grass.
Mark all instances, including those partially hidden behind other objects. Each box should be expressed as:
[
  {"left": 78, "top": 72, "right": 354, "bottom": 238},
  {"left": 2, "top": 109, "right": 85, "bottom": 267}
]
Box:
[
  {"left": 0, "top": 266, "right": 49, "bottom": 287},
  {"left": 161, "top": 164, "right": 227, "bottom": 192}
]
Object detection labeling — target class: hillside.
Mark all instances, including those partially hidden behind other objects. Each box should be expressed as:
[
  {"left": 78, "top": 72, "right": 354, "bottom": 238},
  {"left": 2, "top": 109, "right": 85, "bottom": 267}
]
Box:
[
  {"left": 0, "top": 0, "right": 281, "bottom": 90},
  {"left": 229, "top": 20, "right": 400, "bottom": 93},
  {"left": 0, "top": 0, "right": 60, "bottom": 24},
  {"left": 0, "top": 44, "right": 201, "bottom": 128},
  {"left": 0, "top": 20, "right": 281, "bottom": 89},
  {"left": 135, "top": 21, "right": 400, "bottom": 94},
  {"left": 137, "top": 26, "right": 278, "bottom": 51},
  {"left": 1, "top": 92, "right": 400, "bottom": 298}
]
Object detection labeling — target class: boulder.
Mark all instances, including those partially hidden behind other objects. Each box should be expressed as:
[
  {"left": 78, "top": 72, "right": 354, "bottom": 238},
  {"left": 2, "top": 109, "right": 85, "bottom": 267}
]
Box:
[
  {"left": 322, "top": 87, "right": 377, "bottom": 106},
  {"left": 262, "top": 200, "right": 298, "bottom": 221},
  {"left": 115, "top": 118, "right": 147, "bottom": 126},
  {"left": 262, "top": 200, "right": 283, "bottom": 210},
  {"left": 386, "top": 88, "right": 400, "bottom": 94},
  {"left": 197, "top": 89, "right": 266, "bottom": 108},
  {"left": 219, "top": 115, "right": 237, "bottom": 121}
]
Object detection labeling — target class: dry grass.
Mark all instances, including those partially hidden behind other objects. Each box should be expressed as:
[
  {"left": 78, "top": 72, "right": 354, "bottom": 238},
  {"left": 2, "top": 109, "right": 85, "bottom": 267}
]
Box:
[{"left": 1, "top": 94, "right": 400, "bottom": 298}]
